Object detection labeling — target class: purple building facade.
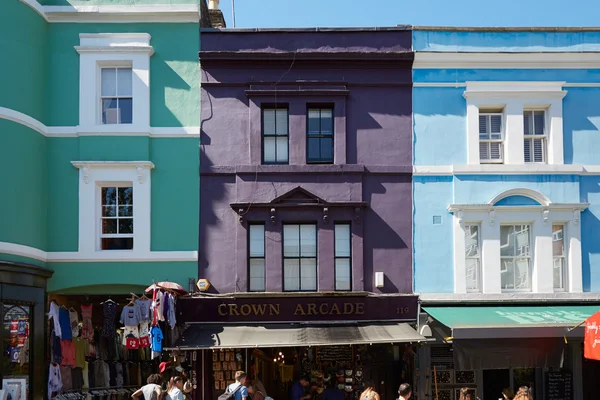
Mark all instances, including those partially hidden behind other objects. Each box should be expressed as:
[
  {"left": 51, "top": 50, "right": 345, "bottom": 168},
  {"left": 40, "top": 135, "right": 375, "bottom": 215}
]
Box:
[{"left": 199, "top": 27, "right": 414, "bottom": 295}]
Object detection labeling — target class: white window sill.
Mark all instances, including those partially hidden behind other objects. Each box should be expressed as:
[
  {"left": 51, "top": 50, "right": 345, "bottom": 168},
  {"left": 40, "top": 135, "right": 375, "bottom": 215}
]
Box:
[
  {"left": 77, "top": 124, "right": 151, "bottom": 135},
  {"left": 47, "top": 250, "right": 198, "bottom": 262},
  {"left": 414, "top": 164, "right": 600, "bottom": 176}
]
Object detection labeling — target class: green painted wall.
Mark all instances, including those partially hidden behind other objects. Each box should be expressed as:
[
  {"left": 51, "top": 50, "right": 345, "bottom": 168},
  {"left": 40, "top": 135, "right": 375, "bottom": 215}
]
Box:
[
  {"left": 47, "top": 23, "right": 200, "bottom": 127},
  {"left": 47, "top": 260, "right": 197, "bottom": 293},
  {"left": 44, "top": 137, "right": 199, "bottom": 252},
  {"left": 0, "top": 1, "right": 47, "bottom": 121},
  {"left": 46, "top": 138, "right": 79, "bottom": 252},
  {"left": 0, "top": 120, "right": 48, "bottom": 250},
  {"left": 150, "top": 138, "right": 199, "bottom": 251}
]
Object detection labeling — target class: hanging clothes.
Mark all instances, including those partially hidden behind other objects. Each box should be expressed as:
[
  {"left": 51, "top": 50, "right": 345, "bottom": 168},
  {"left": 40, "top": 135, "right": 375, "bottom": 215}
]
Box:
[
  {"left": 120, "top": 305, "right": 143, "bottom": 327},
  {"left": 81, "top": 305, "right": 93, "bottom": 340},
  {"left": 49, "top": 302, "right": 62, "bottom": 338},
  {"left": 60, "top": 340, "right": 76, "bottom": 368},
  {"left": 135, "top": 299, "right": 152, "bottom": 321},
  {"left": 166, "top": 294, "right": 177, "bottom": 329},
  {"left": 153, "top": 291, "right": 165, "bottom": 322},
  {"left": 101, "top": 301, "right": 118, "bottom": 338},
  {"left": 59, "top": 307, "right": 73, "bottom": 341},
  {"left": 70, "top": 309, "right": 80, "bottom": 338},
  {"left": 51, "top": 330, "right": 62, "bottom": 364},
  {"left": 150, "top": 325, "right": 163, "bottom": 359},
  {"left": 48, "top": 363, "right": 63, "bottom": 398}
]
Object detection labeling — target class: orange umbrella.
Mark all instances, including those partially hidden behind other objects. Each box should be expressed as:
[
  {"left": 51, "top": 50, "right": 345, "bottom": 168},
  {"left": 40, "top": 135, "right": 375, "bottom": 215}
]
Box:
[{"left": 145, "top": 282, "right": 187, "bottom": 295}]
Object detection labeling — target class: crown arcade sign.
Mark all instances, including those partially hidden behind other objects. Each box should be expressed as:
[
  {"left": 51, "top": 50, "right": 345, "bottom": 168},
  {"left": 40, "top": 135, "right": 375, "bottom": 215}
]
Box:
[{"left": 176, "top": 295, "right": 418, "bottom": 323}]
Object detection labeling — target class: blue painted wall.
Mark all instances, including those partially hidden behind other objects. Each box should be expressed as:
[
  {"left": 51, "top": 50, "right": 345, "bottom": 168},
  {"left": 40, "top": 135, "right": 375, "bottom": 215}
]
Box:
[
  {"left": 413, "top": 30, "right": 600, "bottom": 52},
  {"left": 413, "top": 29, "right": 600, "bottom": 294}
]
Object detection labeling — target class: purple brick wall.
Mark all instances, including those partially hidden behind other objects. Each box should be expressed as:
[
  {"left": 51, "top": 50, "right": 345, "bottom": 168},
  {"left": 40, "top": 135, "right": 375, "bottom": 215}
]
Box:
[{"left": 200, "top": 28, "right": 414, "bottom": 294}]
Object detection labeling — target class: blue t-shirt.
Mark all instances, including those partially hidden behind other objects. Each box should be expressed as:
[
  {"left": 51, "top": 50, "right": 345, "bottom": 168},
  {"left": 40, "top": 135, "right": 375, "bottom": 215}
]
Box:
[
  {"left": 291, "top": 381, "right": 306, "bottom": 400},
  {"left": 150, "top": 325, "right": 163, "bottom": 352},
  {"left": 227, "top": 383, "right": 248, "bottom": 400},
  {"left": 59, "top": 307, "right": 72, "bottom": 340}
]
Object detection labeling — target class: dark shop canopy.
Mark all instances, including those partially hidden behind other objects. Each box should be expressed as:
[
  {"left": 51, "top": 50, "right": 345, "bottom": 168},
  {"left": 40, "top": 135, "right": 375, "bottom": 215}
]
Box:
[{"left": 167, "top": 322, "right": 425, "bottom": 350}]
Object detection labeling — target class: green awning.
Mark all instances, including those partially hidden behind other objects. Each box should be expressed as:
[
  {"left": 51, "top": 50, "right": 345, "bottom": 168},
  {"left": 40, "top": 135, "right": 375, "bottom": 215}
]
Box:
[{"left": 423, "top": 305, "right": 600, "bottom": 339}]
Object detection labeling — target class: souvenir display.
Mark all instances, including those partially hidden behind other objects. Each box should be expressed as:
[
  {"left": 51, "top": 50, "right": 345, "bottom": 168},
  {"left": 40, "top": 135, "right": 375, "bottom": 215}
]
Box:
[{"left": 46, "top": 286, "right": 183, "bottom": 399}]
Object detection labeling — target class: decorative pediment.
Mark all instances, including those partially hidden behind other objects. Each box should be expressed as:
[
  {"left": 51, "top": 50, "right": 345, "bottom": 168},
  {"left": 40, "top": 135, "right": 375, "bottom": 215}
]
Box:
[
  {"left": 230, "top": 186, "right": 368, "bottom": 224},
  {"left": 270, "top": 187, "right": 326, "bottom": 206}
]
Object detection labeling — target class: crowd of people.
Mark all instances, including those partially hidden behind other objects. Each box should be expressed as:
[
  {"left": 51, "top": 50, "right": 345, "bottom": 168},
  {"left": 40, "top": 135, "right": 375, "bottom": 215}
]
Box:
[
  {"left": 131, "top": 362, "right": 193, "bottom": 400},
  {"left": 458, "top": 386, "right": 534, "bottom": 400}
]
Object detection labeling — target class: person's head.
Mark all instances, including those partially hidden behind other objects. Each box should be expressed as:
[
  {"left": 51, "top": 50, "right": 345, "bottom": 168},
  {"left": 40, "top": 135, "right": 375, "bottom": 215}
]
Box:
[
  {"left": 168, "top": 376, "right": 184, "bottom": 392},
  {"left": 299, "top": 376, "right": 310, "bottom": 387},
  {"left": 459, "top": 387, "right": 475, "bottom": 400},
  {"left": 147, "top": 374, "right": 163, "bottom": 385},
  {"left": 398, "top": 383, "right": 412, "bottom": 399},
  {"left": 235, "top": 371, "right": 248, "bottom": 385},
  {"left": 514, "top": 387, "right": 533, "bottom": 400},
  {"left": 502, "top": 388, "right": 515, "bottom": 399},
  {"left": 247, "top": 383, "right": 255, "bottom": 395}
]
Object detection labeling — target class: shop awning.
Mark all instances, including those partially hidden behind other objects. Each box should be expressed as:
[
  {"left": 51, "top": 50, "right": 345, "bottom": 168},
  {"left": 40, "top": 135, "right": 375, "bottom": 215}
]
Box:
[
  {"left": 423, "top": 305, "right": 600, "bottom": 339},
  {"left": 167, "top": 322, "right": 425, "bottom": 350}
]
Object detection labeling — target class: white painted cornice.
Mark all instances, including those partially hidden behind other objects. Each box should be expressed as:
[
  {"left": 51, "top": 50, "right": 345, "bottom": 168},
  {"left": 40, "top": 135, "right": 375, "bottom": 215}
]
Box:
[
  {"left": 71, "top": 161, "right": 155, "bottom": 169},
  {"left": 448, "top": 203, "right": 589, "bottom": 213},
  {"left": 20, "top": 0, "right": 200, "bottom": 23},
  {"left": 75, "top": 46, "right": 155, "bottom": 55},
  {"left": 0, "top": 106, "right": 199, "bottom": 138},
  {"left": 419, "top": 293, "right": 600, "bottom": 303},
  {"left": 463, "top": 81, "right": 567, "bottom": 99},
  {"left": 413, "top": 164, "right": 600, "bottom": 176},
  {"left": 414, "top": 52, "right": 600, "bottom": 69}
]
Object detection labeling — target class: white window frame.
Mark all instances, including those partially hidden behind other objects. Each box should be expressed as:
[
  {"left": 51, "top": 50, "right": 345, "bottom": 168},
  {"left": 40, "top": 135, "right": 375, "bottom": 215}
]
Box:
[
  {"left": 552, "top": 223, "right": 568, "bottom": 292},
  {"left": 76, "top": 33, "right": 154, "bottom": 134},
  {"left": 523, "top": 109, "right": 548, "bottom": 163},
  {"left": 499, "top": 224, "right": 533, "bottom": 292},
  {"left": 478, "top": 112, "right": 504, "bottom": 164},
  {"left": 99, "top": 184, "right": 134, "bottom": 250},
  {"left": 451, "top": 189, "right": 586, "bottom": 294},
  {"left": 100, "top": 67, "right": 133, "bottom": 125},
  {"left": 72, "top": 161, "right": 154, "bottom": 258},
  {"left": 283, "top": 224, "right": 317, "bottom": 292},
  {"left": 464, "top": 82, "right": 566, "bottom": 165},
  {"left": 464, "top": 224, "right": 482, "bottom": 293},
  {"left": 248, "top": 224, "right": 266, "bottom": 292}
]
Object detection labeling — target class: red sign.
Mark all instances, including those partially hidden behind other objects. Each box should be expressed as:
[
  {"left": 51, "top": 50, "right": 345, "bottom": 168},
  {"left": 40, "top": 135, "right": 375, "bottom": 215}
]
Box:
[{"left": 584, "top": 310, "right": 600, "bottom": 360}]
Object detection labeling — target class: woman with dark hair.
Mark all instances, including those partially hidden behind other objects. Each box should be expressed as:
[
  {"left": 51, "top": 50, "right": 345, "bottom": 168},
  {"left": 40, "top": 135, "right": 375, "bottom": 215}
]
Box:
[
  {"left": 247, "top": 382, "right": 266, "bottom": 400},
  {"left": 502, "top": 388, "right": 515, "bottom": 399},
  {"left": 166, "top": 376, "right": 185, "bottom": 400},
  {"left": 458, "top": 387, "right": 475, "bottom": 400},
  {"left": 359, "top": 381, "right": 380, "bottom": 400},
  {"left": 132, "top": 374, "right": 163, "bottom": 400}
]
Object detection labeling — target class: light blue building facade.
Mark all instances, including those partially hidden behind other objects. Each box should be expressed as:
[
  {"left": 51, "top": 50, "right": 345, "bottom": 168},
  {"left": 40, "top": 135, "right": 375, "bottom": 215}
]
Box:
[{"left": 412, "top": 29, "right": 600, "bottom": 400}]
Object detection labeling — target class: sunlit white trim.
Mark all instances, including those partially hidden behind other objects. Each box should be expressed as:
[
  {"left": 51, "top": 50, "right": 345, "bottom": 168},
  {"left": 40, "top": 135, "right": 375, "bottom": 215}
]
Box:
[
  {"left": 450, "top": 198, "right": 587, "bottom": 294},
  {"left": 0, "top": 107, "right": 199, "bottom": 138},
  {"left": 414, "top": 52, "right": 600, "bottom": 69},
  {"left": 413, "top": 164, "right": 600, "bottom": 175},
  {"left": 19, "top": 0, "right": 200, "bottom": 23},
  {"left": 488, "top": 188, "right": 551, "bottom": 207},
  {"left": 0, "top": 242, "right": 197, "bottom": 262},
  {"left": 419, "top": 293, "right": 600, "bottom": 302},
  {"left": 0, "top": 107, "right": 47, "bottom": 136},
  {"left": 0, "top": 242, "right": 47, "bottom": 262}
]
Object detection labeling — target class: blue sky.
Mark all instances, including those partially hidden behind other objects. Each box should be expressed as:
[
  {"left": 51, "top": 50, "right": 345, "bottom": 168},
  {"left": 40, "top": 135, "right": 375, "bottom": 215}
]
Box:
[{"left": 217, "top": 0, "right": 600, "bottom": 28}]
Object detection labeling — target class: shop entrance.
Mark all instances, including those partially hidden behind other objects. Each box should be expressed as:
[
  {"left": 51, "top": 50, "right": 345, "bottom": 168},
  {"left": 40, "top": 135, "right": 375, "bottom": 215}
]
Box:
[
  {"left": 203, "top": 344, "right": 416, "bottom": 400},
  {"left": 482, "top": 369, "right": 509, "bottom": 400}
]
